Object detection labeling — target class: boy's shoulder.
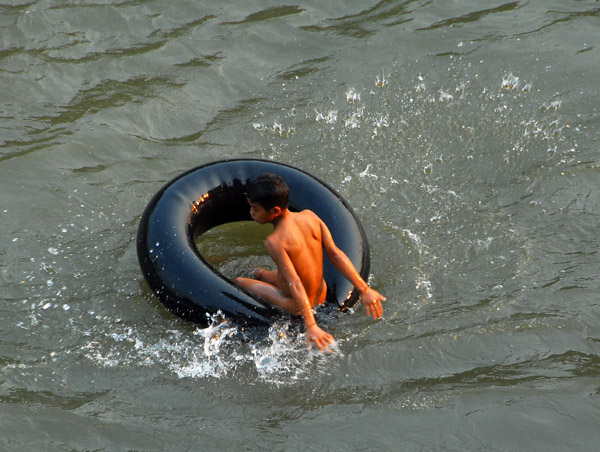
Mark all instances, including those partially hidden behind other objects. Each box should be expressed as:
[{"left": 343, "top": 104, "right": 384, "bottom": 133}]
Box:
[
  {"left": 296, "top": 208, "right": 320, "bottom": 222},
  {"left": 288, "top": 209, "right": 322, "bottom": 231},
  {"left": 269, "top": 209, "right": 321, "bottom": 242}
]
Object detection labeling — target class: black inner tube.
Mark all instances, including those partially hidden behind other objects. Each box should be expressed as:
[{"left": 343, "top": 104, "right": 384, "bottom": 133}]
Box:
[{"left": 137, "top": 159, "right": 370, "bottom": 327}]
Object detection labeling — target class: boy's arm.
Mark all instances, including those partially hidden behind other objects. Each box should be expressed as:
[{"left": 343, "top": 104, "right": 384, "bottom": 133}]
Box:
[
  {"left": 320, "top": 219, "right": 386, "bottom": 319},
  {"left": 264, "top": 238, "right": 335, "bottom": 352}
]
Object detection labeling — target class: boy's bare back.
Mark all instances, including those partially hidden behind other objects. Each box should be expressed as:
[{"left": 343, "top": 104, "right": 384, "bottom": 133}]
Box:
[{"left": 265, "top": 209, "right": 327, "bottom": 307}]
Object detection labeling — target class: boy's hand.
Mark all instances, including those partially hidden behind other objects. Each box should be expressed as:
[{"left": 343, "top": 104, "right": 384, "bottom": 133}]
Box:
[
  {"left": 360, "top": 288, "right": 386, "bottom": 319},
  {"left": 306, "top": 324, "right": 336, "bottom": 353}
]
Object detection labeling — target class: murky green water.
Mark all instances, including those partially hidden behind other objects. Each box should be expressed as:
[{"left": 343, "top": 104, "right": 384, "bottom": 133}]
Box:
[{"left": 2, "top": 1, "right": 600, "bottom": 450}]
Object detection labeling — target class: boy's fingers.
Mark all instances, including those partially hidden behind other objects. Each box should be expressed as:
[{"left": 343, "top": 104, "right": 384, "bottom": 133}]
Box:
[
  {"left": 307, "top": 335, "right": 335, "bottom": 354},
  {"left": 366, "top": 299, "right": 384, "bottom": 319},
  {"left": 313, "top": 340, "right": 324, "bottom": 352},
  {"left": 308, "top": 335, "right": 325, "bottom": 353}
]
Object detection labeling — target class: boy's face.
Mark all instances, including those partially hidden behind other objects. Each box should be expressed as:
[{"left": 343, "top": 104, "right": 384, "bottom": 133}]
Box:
[{"left": 248, "top": 200, "right": 279, "bottom": 224}]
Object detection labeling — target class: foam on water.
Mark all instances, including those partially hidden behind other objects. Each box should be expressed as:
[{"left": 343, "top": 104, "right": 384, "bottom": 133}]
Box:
[{"left": 80, "top": 312, "right": 339, "bottom": 385}]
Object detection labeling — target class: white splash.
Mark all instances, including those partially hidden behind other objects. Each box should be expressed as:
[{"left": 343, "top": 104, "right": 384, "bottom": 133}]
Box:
[
  {"left": 502, "top": 73, "right": 520, "bottom": 90},
  {"left": 81, "top": 312, "right": 332, "bottom": 384},
  {"left": 315, "top": 109, "right": 338, "bottom": 124},
  {"left": 346, "top": 88, "right": 361, "bottom": 103}
]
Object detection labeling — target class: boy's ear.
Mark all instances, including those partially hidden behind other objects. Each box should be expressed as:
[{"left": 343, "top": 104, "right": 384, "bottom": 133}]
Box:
[{"left": 271, "top": 206, "right": 282, "bottom": 216}]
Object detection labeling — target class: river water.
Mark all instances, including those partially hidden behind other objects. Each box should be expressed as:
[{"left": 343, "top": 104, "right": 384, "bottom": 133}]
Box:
[{"left": 1, "top": 1, "right": 600, "bottom": 450}]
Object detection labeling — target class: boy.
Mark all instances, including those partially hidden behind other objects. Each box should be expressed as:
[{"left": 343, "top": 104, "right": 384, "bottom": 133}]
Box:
[{"left": 235, "top": 173, "right": 386, "bottom": 352}]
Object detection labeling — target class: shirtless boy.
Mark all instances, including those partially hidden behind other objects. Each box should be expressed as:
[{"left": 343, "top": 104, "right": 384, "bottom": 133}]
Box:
[{"left": 235, "top": 173, "right": 386, "bottom": 352}]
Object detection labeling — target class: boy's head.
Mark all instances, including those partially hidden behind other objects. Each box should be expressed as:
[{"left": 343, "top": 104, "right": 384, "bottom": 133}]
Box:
[{"left": 247, "top": 173, "right": 290, "bottom": 211}]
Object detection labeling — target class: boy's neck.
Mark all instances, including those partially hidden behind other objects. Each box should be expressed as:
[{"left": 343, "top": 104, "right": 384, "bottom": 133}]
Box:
[{"left": 271, "top": 207, "right": 290, "bottom": 228}]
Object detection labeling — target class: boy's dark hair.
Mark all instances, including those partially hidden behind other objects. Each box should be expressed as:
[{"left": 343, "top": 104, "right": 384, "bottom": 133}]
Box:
[{"left": 247, "top": 173, "right": 290, "bottom": 210}]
